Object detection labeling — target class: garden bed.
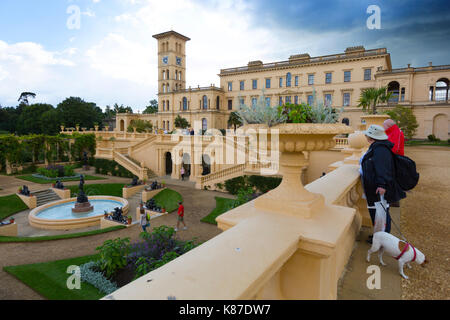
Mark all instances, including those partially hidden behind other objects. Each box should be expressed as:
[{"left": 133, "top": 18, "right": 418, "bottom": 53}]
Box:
[
  {"left": 17, "top": 174, "right": 104, "bottom": 184},
  {"left": 68, "top": 183, "right": 125, "bottom": 198},
  {"left": 201, "top": 197, "right": 235, "bottom": 225}
]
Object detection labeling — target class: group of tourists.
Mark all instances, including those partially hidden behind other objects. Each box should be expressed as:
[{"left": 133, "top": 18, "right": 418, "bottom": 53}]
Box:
[{"left": 360, "top": 119, "right": 408, "bottom": 244}]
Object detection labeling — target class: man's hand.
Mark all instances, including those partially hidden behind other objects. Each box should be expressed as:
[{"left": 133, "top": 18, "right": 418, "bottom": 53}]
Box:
[{"left": 376, "top": 187, "right": 386, "bottom": 195}]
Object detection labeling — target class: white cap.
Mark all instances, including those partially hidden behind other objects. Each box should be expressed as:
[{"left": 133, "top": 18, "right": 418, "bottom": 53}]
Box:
[{"left": 363, "top": 124, "right": 388, "bottom": 140}]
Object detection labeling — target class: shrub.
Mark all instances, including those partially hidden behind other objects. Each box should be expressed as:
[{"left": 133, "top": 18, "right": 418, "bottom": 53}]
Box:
[
  {"left": 79, "top": 261, "right": 118, "bottom": 295},
  {"left": 96, "top": 237, "right": 130, "bottom": 279},
  {"left": 385, "top": 106, "right": 419, "bottom": 139},
  {"left": 224, "top": 176, "right": 247, "bottom": 195},
  {"left": 248, "top": 175, "right": 281, "bottom": 193},
  {"left": 427, "top": 134, "right": 440, "bottom": 142},
  {"left": 64, "top": 165, "right": 75, "bottom": 177}
]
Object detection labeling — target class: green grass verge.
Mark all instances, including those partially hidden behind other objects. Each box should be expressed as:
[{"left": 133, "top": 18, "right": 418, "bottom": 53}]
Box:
[
  {"left": 68, "top": 183, "right": 125, "bottom": 198},
  {"left": 201, "top": 197, "right": 235, "bottom": 225},
  {"left": 152, "top": 188, "right": 183, "bottom": 213},
  {"left": 3, "top": 254, "right": 103, "bottom": 300},
  {"left": 0, "top": 225, "right": 126, "bottom": 243},
  {"left": 16, "top": 174, "right": 105, "bottom": 184},
  {"left": 0, "top": 194, "right": 29, "bottom": 220}
]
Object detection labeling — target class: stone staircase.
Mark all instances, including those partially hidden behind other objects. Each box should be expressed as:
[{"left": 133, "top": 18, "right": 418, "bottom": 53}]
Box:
[
  {"left": 34, "top": 189, "right": 61, "bottom": 207},
  {"left": 124, "top": 155, "right": 157, "bottom": 179},
  {"left": 129, "top": 191, "right": 144, "bottom": 205}
]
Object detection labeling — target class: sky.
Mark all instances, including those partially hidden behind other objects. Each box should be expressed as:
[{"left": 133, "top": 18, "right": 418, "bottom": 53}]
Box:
[{"left": 0, "top": 0, "right": 449, "bottom": 112}]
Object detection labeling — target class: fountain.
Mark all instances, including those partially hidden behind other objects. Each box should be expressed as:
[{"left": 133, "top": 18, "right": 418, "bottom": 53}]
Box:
[{"left": 72, "top": 175, "right": 94, "bottom": 213}]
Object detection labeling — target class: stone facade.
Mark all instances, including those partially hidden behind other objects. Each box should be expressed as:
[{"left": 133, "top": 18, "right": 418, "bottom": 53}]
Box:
[{"left": 116, "top": 30, "right": 449, "bottom": 139}]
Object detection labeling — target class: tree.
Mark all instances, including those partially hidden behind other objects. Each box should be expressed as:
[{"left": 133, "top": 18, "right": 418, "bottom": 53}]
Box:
[
  {"left": 40, "top": 109, "right": 61, "bottom": 135},
  {"left": 18, "top": 92, "right": 36, "bottom": 105},
  {"left": 227, "top": 111, "right": 243, "bottom": 131},
  {"left": 113, "top": 103, "right": 133, "bottom": 114},
  {"left": 16, "top": 103, "right": 55, "bottom": 135},
  {"left": 143, "top": 99, "right": 158, "bottom": 114},
  {"left": 127, "top": 119, "right": 153, "bottom": 133},
  {"left": 357, "top": 86, "right": 392, "bottom": 115},
  {"left": 385, "top": 106, "right": 419, "bottom": 140},
  {"left": 57, "top": 97, "right": 103, "bottom": 129},
  {"left": 174, "top": 115, "right": 190, "bottom": 129}
]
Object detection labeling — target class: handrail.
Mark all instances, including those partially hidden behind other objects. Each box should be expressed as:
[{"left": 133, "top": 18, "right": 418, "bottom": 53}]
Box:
[
  {"left": 113, "top": 151, "right": 141, "bottom": 173},
  {"left": 130, "top": 135, "right": 157, "bottom": 153}
]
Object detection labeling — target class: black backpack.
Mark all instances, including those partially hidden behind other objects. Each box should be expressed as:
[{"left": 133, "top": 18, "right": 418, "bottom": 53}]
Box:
[{"left": 391, "top": 153, "right": 420, "bottom": 191}]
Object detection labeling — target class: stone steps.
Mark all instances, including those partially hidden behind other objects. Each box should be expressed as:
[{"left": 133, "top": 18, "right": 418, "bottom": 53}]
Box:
[{"left": 35, "top": 189, "right": 61, "bottom": 206}]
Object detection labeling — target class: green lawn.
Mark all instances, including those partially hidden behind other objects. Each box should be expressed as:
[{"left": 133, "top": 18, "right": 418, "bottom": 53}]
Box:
[
  {"left": 0, "top": 194, "right": 29, "bottom": 220},
  {"left": 16, "top": 174, "right": 105, "bottom": 184},
  {"left": 405, "top": 140, "right": 450, "bottom": 147},
  {"left": 3, "top": 254, "right": 104, "bottom": 300},
  {"left": 0, "top": 225, "right": 126, "bottom": 243},
  {"left": 68, "top": 183, "right": 125, "bottom": 198},
  {"left": 152, "top": 188, "right": 183, "bottom": 213},
  {"left": 201, "top": 197, "right": 235, "bottom": 225}
]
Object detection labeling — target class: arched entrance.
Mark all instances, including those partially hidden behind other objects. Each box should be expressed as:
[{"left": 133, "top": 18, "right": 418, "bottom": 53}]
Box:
[
  {"left": 120, "top": 120, "right": 125, "bottom": 132},
  {"left": 165, "top": 152, "right": 172, "bottom": 175},
  {"left": 387, "top": 81, "right": 400, "bottom": 103},
  {"left": 433, "top": 114, "right": 449, "bottom": 140},
  {"left": 202, "top": 154, "right": 211, "bottom": 176},
  {"left": 182, "top": 153, "right": 191, "bottom": 178}
]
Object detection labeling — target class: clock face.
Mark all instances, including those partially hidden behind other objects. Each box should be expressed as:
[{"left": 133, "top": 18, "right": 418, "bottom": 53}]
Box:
[
  {"left": 162, "top": 56, "right": 168, "bottom": 65},
  {"left": 176, "top": 57, "right": 182, "bottom": 66}
]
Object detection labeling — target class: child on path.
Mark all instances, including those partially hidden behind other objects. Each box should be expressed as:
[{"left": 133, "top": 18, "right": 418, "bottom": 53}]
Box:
[
  {"left": 139, "top": 202, "right": 150, "bottom": 233},
  {"left": 175, "top": 201, "right": 187, "bottom": 232}
]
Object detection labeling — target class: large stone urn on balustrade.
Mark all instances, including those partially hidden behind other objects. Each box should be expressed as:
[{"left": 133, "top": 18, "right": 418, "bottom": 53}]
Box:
[
  {"left": 246, "top": 123, "right": 354, "bottom": 218},
  {"left": 360, "top": 114, "right": 390, "bottom": 130}
]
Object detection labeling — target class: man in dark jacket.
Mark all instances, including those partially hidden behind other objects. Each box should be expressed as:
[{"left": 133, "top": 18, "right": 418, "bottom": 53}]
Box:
[{"left": 360, "top": 125, "right": 406, "bottom": 242}]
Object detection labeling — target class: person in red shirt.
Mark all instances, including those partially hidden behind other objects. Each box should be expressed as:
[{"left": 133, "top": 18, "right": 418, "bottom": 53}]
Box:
[
  {"left": 383, "top": 119, "right": 405, "bottom": 156},
  {"left": 175, "top": 201, "right": 187, "bottom": 232}
]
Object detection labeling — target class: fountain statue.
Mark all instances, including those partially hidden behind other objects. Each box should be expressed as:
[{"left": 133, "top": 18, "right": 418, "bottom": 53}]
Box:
[{"left": 72, "top": 175, "right": 94, "bottom": 213}]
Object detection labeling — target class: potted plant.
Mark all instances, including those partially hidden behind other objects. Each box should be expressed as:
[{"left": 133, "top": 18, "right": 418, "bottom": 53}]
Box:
[
  {"left": 161, "top": 180, "right": 166, "bottom": 187},
  {"left": 18, "top": 187, "right": 22, "bottom": 194},
  {"left": 127, "top": 216, "right": 132, "bottom": 225},
  {"left": 162, "top": 208, "right": 166, "bottom": 213}
]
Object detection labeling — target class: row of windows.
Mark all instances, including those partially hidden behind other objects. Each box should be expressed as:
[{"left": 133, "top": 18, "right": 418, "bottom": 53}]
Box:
[
  {"left": 162, "top": 70, "right": 182, "bottom": 80},
  {"left": 227, "top": 69, "right": 372, "bottom": 91},
  {"left": 160, "top": 42, "right": 183, "bottom": 53}
]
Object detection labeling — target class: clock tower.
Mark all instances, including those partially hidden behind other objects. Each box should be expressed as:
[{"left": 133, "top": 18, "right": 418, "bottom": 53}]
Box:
[{"left": 152, "top": 31, "right": 190, "bottom": 95}]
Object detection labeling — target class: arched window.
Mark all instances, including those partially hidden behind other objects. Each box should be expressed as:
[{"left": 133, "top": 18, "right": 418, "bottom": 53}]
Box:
[
  {"left": 435, "top": 78, "right": 449, "bottom": 101},
  {"left": 216, "top": 96, "right": 220, "bottom": 110},
  {"left": 183, "top": 97, "right": 188, "bottom": 111},
  {"left": 162, "top": 84, "right": 166, "bottom": 93},
  {"left": 167, "top": 83, "right": 170, "bottom": 92},
  {"left": 286, "top": 72, "right": 292, "bottom": 87},
  {"left": 175, "top": 71, "right": 178, "bottom": 80},
  {"left": 179, "top": 71, "right": 182, "bottom": 81},
  {"left": 202, "top": 95, "right": 208, "bottom": 110},
  {"left": 202, "top": 118, "right": 207, "bottom": 131},
  {"left": 162, "top": 70, "right": 166, "bottom": 80},
  {"left": 387, "top": 81, "right": 400, "bottom": 103},
  {"left": 163, "top": 101, "right": 165, "bottom": 111},
  {"left": 166, "top": 70, "right": 169, "bottom": 80},
  {"left": 167, "top": 100, "right": 170, "bottom": 111}
]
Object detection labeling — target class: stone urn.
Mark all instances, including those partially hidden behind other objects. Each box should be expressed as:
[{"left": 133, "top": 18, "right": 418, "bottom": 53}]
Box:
[
  {"left": 94, "top": 125, "right": 99, "bottom": 132},
  {"left": 342, "top": 131, "right": 369, "bottom": 165},
  {"left": 105, "top": 125, "right": 110, "bottom": 132},
  {"left": 244, "top": 123, "right": 353, "bottom": 218},
  {"left": 60, "top": 125, "right": 65, "bottom": 132},
  {"left": 360, "top": 114, "right": 390, "bottom": 130}
]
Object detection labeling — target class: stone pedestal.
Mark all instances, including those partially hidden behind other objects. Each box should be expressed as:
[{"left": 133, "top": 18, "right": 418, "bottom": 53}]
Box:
[{"left": 72, "top": 202, "right": 94, "bottom": 213}]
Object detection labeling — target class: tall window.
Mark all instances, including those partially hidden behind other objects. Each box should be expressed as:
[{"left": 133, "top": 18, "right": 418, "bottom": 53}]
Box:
[
  {"left": 163, "top": 101, "right": 166, "bottom": 111},
  {"left": 343, "top": 93, "right": 351, "bottom": 106},
  {"left": 295, "top": 76, "right": 299, "bottom": 86},
  {"left": 202, "top": 95, "right": 208, "bottom": 110},
  {"left": 251, "top": 97, "right": 257, "bottom": 106},
  {"left": 279, "top": 77, "right": 283, "bottom": 88},
  {"left": 228, "top": 82, "right": 233, "bottom": 91},
  {"left": 167, "top": 83, "right": 170, "bottom": 92},
  {"left": 239, "top": 98, "right": 245, "bottom": 106},
  {"left": 435, "top": 79, "right": 449, "bottom": 101},
  {"left": 325, "top": 72, "right": 332, "bottom": 84},
  {"left": 162, "top": 70, "right": 166, "bottom": 80},
  {"left": 265, "top": 97, "right": 271, "bottom": 107},
  {"left": 308, "top": 74, "right": 314, "bottom": 85},
  {"left": 401, "top": 88, "right": 405, "bottom": 102},
  {"left": 240, "top": 81, "right": 245, "bottom": 90},
  {"left": 162, "top": 84, "right": 166, "bottom": 93},
  {"left": 307, "top": 95, "right": 313, "bottom": 106},
  {"left": 286, "top": 73, "right": 292, "bottom": 87},
  {"left": 266, "top": 78, "right": 271, "bottom": 89},
  {"left": 167, "top": 100, "right": 170, "bottom": 111},
  {"left": 179, "top": 71, "right": 182, "bottom": 81},
  {"left": 252, "top": 79, "right": 257, "bottom": 90},
  {"left": 294, "top": 96, "right": 298, "bottom": 105},
  {"left": 325, "top": 94, "right": 332, "bottom": 106},
  {"left": 202, "top": 118, "right": 207, "bottom": 131},
  {"left": 279, "top": 96, "right": 283, "bottom": 106},
  {"left": 216, "top": 96, "right": 220, "bottom": 110},
  {"left": 228, "top": 99, "right": 233, "bottom": 110},
  {"left": 344, "top": 71, "right": 351, "bottom": 82},
  {"left": 166, "top": 70, "right": 170, "bottom": 79},
  {"left": 364, "top": 69, "right": 371, "bottom": 81},
  {"left": 183, "top": 97, "right": 188, "bottom": 111}
]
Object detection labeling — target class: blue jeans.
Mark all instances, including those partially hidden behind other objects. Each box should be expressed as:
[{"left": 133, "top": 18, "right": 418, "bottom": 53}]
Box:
[
  {"left": 368, "top": 208, "right": 391, "bottom": 234},
  {"left": 141, "top": 223, "right": 150, "bottom": 233}
]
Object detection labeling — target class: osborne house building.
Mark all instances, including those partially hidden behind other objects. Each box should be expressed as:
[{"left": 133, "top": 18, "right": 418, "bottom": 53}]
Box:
[{"left": 116, "top": 30, "right": 450, "bottom": 141}]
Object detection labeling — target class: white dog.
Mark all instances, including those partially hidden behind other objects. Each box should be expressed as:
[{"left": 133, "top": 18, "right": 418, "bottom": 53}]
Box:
[{"left": 366, "top": 232, "right": 428, "bottom": 279}]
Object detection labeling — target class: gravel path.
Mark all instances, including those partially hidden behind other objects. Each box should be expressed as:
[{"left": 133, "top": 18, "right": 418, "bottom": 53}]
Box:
[{"left": 401, "top": 146, "right": 450, "bottom": 300}]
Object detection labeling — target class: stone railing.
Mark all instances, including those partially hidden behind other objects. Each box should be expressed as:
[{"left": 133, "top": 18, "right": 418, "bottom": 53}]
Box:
[
  {"left": 130, "top": 136, "right": 157, "bottom": 153},
  {"left": 113, "top": 151, "right": 147, "bottom": 180},
  {"left": 196, "top": 163, "right": 246, "bottom": 189},
  {"left": 103, "top": 124, "right": 366, "bottom": 300},
  {"left": 333, "top": 137, "right": 349, "bottom": 149}
]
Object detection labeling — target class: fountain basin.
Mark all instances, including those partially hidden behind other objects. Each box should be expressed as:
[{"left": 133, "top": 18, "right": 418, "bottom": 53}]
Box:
[{"left": 29, "top": 196, "right": 129, "bottom": 230}]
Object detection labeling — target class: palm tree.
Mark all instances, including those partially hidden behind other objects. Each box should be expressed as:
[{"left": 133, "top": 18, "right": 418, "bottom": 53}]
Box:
[
  {"left": 18, "top": 92, "right": 36, "bottom": 105},
  {"left": 227, "top": 111, "right": 243, "bottom": 131},
  {"left": 358, "top": 86, "right": 392, "bottom": 114}
]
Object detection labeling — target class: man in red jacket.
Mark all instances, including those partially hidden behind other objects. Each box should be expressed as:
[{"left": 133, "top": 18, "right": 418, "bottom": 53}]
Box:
[
  {"left": 175, "top": 201, "right": 187, "bottom": 232},
  {"left": 383, "top": 119, "right": 405, "bottom": 156}
]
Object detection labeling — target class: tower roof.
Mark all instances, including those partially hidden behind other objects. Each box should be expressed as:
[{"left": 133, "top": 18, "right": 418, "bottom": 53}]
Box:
[{"left": 152, "top": 30, "right": 191, "bottom": 41}]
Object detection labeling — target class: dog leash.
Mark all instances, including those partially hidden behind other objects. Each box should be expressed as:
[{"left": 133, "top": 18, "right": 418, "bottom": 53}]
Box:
[{"left": 378, "top": 197, "right": 408, "bottom": 242}]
